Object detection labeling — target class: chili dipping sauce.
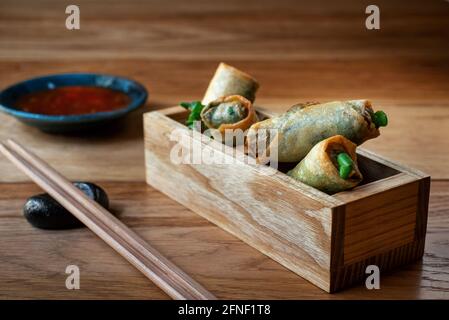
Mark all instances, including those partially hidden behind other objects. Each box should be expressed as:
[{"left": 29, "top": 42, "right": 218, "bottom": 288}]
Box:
[{"left": 15, "top": 86, "right": 131, "bottom": 115}]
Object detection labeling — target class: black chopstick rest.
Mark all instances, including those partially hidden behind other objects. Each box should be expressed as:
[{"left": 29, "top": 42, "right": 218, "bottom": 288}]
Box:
[{"left": 23, "top": 182, "right": 109, "bottom": 230}]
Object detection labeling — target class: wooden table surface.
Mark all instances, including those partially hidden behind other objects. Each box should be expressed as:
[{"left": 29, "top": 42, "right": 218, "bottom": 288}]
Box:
[{"left": 0, "top": 0, "right": 448, "bottom": 299}]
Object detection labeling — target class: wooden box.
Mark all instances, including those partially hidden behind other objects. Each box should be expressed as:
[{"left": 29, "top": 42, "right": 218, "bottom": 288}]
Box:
[{"left": 143, "top": 106, "right": 430, "bottom": 293}]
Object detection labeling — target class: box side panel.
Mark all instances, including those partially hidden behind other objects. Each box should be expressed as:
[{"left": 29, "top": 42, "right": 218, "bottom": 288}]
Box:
[
  {"left": 144, "top": 112, "right": 334, "bottom": 292},
  {"left": 329, "top": 177, "right": 430, "bottom": 292},
  {"left": 343, "top": 181, "right": 419, "bottom": 265},
  {"left": 416, "top": 177, "right": 430, "bottom": 242},
  {"left": 330, "top": 240, "right": 425, "bottom": 292},
  {"left": 330, "top": 206, "right": 346, "bottom": 270}
]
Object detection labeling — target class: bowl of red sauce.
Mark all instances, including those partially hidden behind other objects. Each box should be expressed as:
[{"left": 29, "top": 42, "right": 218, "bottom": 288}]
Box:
[{"left": 0, "top": 73, "right": 148, "bottom": 132}]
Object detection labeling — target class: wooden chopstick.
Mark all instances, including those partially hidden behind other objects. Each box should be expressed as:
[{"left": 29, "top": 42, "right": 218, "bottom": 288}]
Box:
[{"left": 0, "top": 139, "right": 216, "bottom": 300}]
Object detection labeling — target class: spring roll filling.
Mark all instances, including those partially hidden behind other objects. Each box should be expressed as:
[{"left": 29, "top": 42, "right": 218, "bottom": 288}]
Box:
[
  {"left": 203, "top": 101, "right": 248, "bottom": 129},
  {"left": 347, "top": 101, "right": 376, "bottom": 129},
  {"left": 347, "top": 100, "right": 388, "bottom": 129}
]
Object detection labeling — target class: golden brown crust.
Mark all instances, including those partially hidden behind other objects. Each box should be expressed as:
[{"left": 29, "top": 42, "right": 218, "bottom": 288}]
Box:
[
  {"left": 286, "top": 101, "right": 320, "bottom": 113},
  {"left": 202, "top": 63, "right": 260, "bottom": 105},
  {"left": 200, "top": 95, "right": 258, "bottom": 135},
  {"left": 248, "top": 100, "right": 380, "bottom": 162},
  {"left": 287, "top": 135, "right": 363, "bottom": 194},
  {"left": 218, "top": 63, "right": 259, "bottom": 85},
  {"left": 322, "top": 135, "right": 361, "bottom": 181}
]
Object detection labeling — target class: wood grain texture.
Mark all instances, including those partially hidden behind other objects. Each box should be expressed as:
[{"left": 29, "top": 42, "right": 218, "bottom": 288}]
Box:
[
  {"left": 0, "top": 0, "right": 448, "bottom": 299},
  {"left": 0, "top": 181, "right": 447, "bottom": 299},
  {"left": 0, "top": 0, "right": 448, "bottom": 181},
  {"left": 1, "top": 0, "right": 448, "bottom": 60},
  {"left": 331, "top": 240, "right": 426, "bottom": 293},
  {"left": 343, "top": 180, "right": 418, "bottom": 265},
  {"left": 0, "top": 140, "right": 215, "bottom": 300}
]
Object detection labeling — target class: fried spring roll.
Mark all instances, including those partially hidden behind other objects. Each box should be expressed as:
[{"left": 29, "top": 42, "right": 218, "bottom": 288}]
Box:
[
  {"left": 248, "top": 100, "right": 381, "bottom": 162},
  {"left": 202, "top": 63, "right": 259, "bottom": 105},
  {"left": 287, "top": 135, "right": 363, "bottom": 194},
  {"left": 201, "top": 95, "right": 258, "bottom": 135}
]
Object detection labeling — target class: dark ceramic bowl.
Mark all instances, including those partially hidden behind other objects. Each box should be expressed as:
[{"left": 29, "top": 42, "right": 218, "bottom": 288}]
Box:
[{"left": 0, "top": 73, "right": 148, "bottom": 133}]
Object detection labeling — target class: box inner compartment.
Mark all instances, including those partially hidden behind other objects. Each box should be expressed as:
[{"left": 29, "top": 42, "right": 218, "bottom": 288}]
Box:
[{"left": 168, "top": 109, "right": 400, "bottom": 189}]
